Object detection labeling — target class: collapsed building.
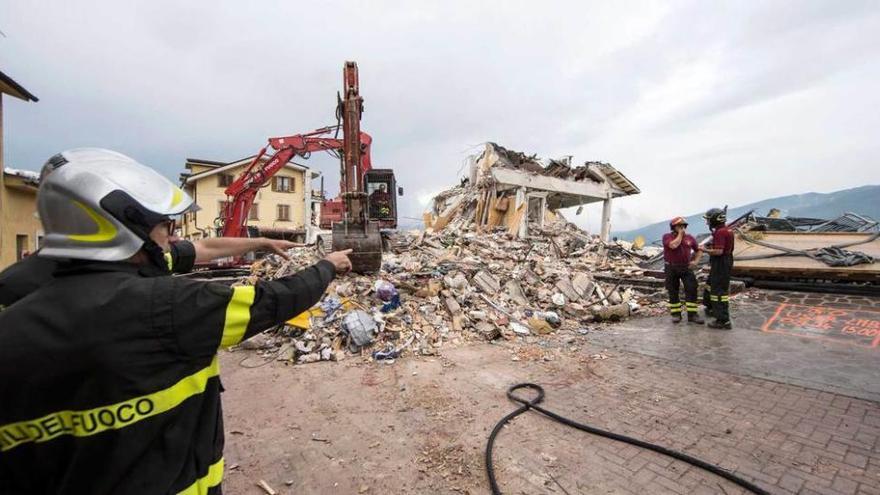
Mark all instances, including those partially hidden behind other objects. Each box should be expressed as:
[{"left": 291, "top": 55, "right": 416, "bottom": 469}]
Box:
[{"left": 425, "top": 143, "right": 640, "bottom": 241}]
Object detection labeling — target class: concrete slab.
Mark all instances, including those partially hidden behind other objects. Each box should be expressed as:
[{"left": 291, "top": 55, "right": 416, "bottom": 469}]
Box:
[{"left": 591, "top": 290, "right": 880, "bottom": 402}]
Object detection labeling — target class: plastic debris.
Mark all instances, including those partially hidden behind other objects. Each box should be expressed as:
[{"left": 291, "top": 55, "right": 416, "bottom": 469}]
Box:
[{"left": 342, "top": 310, "right": 377, "bottom": 348}]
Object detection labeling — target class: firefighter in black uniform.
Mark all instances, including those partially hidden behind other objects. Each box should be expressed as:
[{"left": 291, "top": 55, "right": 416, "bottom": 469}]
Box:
[
  {"left": 0, "top": 159, "right": 301, "bottom": 311},
  {"left": 702, "top": 207, "right": 734, "bottom": 329},
  {"left": 661, "top": 217, "right": 704, "bottom": 324},
  {"left": 0, "top": 148, "right": 352, "bottom": 494}
]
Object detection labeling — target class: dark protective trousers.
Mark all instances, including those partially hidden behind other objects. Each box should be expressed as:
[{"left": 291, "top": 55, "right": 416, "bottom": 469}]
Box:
[
  {"left": 703, "top": 254, "right": 733, "bottom": 322},
  {"left": 665, "top": 263, "right": 698, "bottom": 316}
]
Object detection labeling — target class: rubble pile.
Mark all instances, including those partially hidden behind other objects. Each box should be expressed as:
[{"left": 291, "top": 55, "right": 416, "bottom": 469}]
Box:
[
  {"left": 233, "top": 219, "right": 667, "bottom": 366},
  {"left": 228, "top": 142, "right": 655, "bottom": 365}
]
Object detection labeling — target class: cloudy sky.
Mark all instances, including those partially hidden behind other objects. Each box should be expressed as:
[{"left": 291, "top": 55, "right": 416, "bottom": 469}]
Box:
[{"left": 2, "top": 0, "right": 878, "bottom": 232}]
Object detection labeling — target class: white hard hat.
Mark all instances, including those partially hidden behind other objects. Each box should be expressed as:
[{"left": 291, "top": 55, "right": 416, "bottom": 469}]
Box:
[{"left": 37, "top": 148, "right": 195, "bottom": 261}]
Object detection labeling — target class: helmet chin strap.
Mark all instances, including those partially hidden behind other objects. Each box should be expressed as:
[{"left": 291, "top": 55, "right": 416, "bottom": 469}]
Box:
[{"left": 140, "top": 239, "right": 171, "bottom": 274}]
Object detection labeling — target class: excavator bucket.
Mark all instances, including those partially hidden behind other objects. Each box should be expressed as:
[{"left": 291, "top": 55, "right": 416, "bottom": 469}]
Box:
[{"left": 331, "top": 220, "right": 383, "bottom": 273}]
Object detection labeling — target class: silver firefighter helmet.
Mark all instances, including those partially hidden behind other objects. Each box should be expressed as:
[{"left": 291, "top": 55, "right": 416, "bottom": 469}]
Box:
[{"left": 37, "top": 148, "right": 195, "bottom": 261}]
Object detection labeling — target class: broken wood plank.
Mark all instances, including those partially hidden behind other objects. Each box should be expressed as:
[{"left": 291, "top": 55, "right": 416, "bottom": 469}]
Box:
[
  {"left": 486, "top": 194, "right": 504, "bottom": 227},
  {"left": 572, "top": 272, "right": 594, "bottom": 300},
  {"left": 505, "top": 280, "right": 530, "bottom": 306},
  {"left": 473, "top": 193, "right": 485, "bottom": 226},
  {"left": 555, "top": 277, "right": 580, "bottom": 302},
  {"left": 471, "top": 270, "right": 501, "bottom": 294},
  {"left": 432, "top": 196, "right": 468, "bottom": 231},
  {"left": 506, "top": 203, "right": 527, "bottom": 237},
  {"left": 444, "top": 296, "right": 462, "bottom": 315},
  {"left": 593, "top": 284, "right": 610, "bottom": 307},
  {"left": 257, "top": 480, "right": 277, "bottom": 495}
]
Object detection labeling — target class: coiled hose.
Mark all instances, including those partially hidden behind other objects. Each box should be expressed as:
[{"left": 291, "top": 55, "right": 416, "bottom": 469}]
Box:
[{"left": 486, "top": 383, "right": 771, "bottom": 495}]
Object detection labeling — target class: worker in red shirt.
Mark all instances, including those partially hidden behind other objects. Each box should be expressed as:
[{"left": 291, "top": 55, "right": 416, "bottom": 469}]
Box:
[
  {"left": 702, "top": 208, "right": 735, "bottom": 329},
  {"left": 661, "top": 217, "right": 704, "bottom": 324}
]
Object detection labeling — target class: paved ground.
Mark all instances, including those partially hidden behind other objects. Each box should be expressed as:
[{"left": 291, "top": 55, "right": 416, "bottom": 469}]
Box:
[
  {"left": 592, "top": 290, "right": 880, "bottom": 402},
  {"left": 219, "top": 289, "right": 880, "bottom": 494}
]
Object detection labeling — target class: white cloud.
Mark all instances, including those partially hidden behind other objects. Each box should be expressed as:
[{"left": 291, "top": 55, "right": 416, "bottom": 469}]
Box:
[{"left": 1, "top": 0, "right": 878, "bottom": 233}]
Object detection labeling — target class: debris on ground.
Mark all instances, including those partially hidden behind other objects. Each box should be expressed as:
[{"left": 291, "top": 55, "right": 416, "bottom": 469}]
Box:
[
  {"left": 229, "top": 141, "right": 662, "bottom": 364},
  {"left": 233, "top": 218, "right": 667, "bottom": 365}
]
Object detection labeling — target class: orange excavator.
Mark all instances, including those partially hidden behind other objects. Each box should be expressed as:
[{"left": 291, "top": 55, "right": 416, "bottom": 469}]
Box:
[{"left": 217, "top": 61, "right": 397, "bottom": 272}]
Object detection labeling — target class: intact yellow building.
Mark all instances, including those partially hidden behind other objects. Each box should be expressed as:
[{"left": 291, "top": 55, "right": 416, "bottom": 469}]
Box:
[
  {"left": 1, "top": 169, "right": 41, "bottom": 267},
  {"left": 179, "top": 156, "right": 322, "bottom": 241},
  {"left": 0, "top": 69, "right": 39, "bottom": 269}
]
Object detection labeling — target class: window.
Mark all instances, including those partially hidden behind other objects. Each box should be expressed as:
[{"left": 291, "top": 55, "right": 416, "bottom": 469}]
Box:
[
  {"left": 218, "top": 174, "right": 234, "bottom": 187},
  {"left": 16, "top": 235, "right": 29, "bottom": 260},
  {"left": 249, "top": 203, "right": 259, "bottom": 221},
  {"left": 273, "top": 176, "right": 293, "bottom": 193},
  {"left": 276, "top": 204, "right": 290, "bottom": 221}
]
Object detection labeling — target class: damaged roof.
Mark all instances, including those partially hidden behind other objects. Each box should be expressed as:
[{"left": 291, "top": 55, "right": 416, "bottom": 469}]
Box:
[
  {"left": 474, "top": 143, "right": 639, "bottom": 207},
  {"left": 482, "top": 142, "right": 639, "bottom": 195}
]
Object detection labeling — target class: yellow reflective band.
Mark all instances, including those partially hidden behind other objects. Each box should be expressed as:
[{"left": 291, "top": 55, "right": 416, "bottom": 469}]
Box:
[
  {"left": 171, "top": 187, "right": 184, "bottom": 207},
  {"left": 221, "top": 286, "right": 255, "bottom": 348},
  {"left": 0, "top": 357, "right": 219, "bottom": 452},
  {"left": 709, "top": 295, "right": 719, "bottom": 301},
  {"left": 720, "top": 296, "right": 730, "bottom": 302},
  {"left": 685, "top": 303, "right": 699, "bottom": 307},
  {"left": 68, "top": 201, "right": 117, "bottom": 242},
  {"left": 178, "top": 457, "right": 224, "bottom": 495},
  {"left": 164, "top": 252, "right": 173, "bottom": 270},
  {"left": 667, "top": 303, "right": 682, "bottom": 307}
]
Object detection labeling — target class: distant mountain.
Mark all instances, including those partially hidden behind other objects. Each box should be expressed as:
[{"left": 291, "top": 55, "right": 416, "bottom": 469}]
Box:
[{"left": 613, "top": 185, "right": 880, "bottom": 244}]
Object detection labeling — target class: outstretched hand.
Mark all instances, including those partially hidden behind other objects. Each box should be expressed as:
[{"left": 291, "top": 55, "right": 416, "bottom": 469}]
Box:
[
  {"left": 263, "top": 239, "right": 305, "bottom": 260},
  {"left": 324, "top": 249, "right": 353, "bottom": 274}
]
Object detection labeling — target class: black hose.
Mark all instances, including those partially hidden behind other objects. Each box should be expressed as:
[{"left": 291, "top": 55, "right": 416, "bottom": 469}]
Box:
[{"left": 486, "top": 383, "right": 771, "bottom": 495}]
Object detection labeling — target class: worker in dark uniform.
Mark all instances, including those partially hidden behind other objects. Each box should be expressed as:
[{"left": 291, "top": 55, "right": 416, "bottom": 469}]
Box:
[
  {"left": 369, "top": 183, "right": 391, "bottom": 218},
  {"left": 702, "top": 207, "right": 734, "bottom": 329},
  {"left": 661, "top": 217, "right": 704, "bottom": 324},
  {"left": 0, "top": 148, "right": 352, "bottom": 494}
]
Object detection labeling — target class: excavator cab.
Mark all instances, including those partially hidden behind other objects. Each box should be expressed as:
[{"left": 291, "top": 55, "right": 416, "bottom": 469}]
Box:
[
  {"left": 330, "top": 171, "right": 396, "bottom": 273},
  {"left": 365, "top": 169, "right": 399, "bottom": 230}
]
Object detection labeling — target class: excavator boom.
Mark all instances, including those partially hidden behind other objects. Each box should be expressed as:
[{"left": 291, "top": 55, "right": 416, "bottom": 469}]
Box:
[
  {"left": 218, "top": 61, "right": 386, "bottom": 272},
  {"left": 219, "top": 129, "right": 372, "bottom": 239},
  {"left": 330, "top": 61, "right": 383, "bottom": 272}
]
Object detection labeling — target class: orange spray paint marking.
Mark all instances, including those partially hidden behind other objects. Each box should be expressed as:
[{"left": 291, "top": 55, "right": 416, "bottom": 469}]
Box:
[{"left": 762, "top": 303, "right": 880, "bottom": 349}]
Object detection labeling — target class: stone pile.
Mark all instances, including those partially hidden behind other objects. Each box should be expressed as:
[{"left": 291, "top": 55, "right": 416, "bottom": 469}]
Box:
[{"left": 232, "top": 218, "right": 667, "bottom": 365}]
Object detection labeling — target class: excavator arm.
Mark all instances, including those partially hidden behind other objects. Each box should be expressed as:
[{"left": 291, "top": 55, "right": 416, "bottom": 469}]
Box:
[
  {"left": 219, "top": 128, "right": 372, "bottom": 238},
  {"left": 218, "top": 60, "right": 384, "bottom": 273}
]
